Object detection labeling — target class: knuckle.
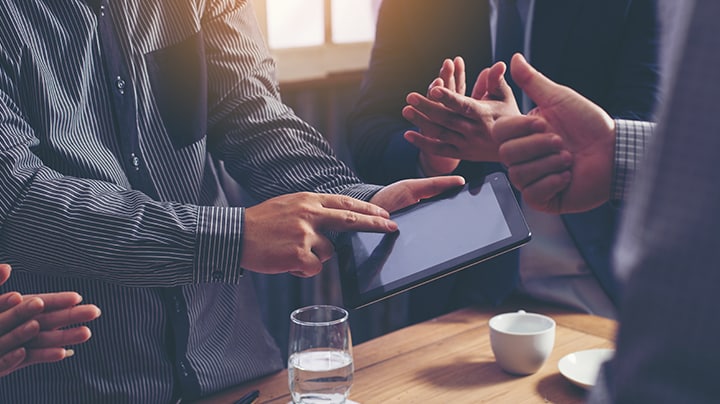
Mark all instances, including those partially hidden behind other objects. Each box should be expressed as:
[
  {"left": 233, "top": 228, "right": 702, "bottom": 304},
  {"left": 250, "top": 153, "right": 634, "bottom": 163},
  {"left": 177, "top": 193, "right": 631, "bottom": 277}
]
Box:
[
  {"left": 344, "top": 211, "right": 358, "bottom": 224},
  {"left": 339, "top": 196, "right": 355, "bottom": 210},
  {"left": 292, "top": 246, "right": 310, "bottom": 263},
  {"left": 299, "top": 212, "right": 314, "bottom": 223},
  {"left": 296, "top": 204, "right": 317, "bottom": 222}
]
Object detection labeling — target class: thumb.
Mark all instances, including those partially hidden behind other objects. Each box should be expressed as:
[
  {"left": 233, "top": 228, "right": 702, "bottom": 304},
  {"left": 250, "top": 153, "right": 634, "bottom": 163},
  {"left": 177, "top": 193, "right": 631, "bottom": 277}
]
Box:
[
  {"left": 485, "top": 61, "right": 514, "bottom": 101},
  {"left": 510, "top": 53, "right": 564, "bottom": 108},
  {"left": 470, "top": 67, "right": 489, "bottom": 99},
  {"left": 408, "top": 175, "right": 466, "bottom": 201}
]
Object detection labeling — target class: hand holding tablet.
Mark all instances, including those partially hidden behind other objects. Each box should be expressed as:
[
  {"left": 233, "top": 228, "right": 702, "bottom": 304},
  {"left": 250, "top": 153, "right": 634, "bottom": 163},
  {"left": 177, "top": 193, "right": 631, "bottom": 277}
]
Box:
[{"left": 336, "top": 172, "right": 531, "bottom": 309}]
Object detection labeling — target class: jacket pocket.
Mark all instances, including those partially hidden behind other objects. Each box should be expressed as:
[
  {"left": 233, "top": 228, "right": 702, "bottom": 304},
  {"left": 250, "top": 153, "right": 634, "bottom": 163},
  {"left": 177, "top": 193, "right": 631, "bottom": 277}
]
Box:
[{"left": 145, "top": 31, "right": 208, "bottom": 149}]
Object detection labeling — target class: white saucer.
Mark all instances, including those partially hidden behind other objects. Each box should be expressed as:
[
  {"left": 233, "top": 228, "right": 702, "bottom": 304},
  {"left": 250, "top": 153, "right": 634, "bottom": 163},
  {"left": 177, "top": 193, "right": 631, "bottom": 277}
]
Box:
[{"left": 557, "top": 348, "right": 615, "bottom": 390}]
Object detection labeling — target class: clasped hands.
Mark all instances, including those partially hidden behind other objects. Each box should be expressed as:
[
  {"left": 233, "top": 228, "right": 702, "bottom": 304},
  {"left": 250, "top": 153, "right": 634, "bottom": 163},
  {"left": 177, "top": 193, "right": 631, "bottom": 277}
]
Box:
[{"left": 0, "top": 264, "right": 101, "bottom": 377}]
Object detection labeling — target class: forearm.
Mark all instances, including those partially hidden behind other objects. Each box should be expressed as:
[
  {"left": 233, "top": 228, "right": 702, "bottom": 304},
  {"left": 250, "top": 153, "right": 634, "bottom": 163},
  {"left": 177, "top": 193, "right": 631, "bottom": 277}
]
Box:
[
  {"left": 0, "top": 169, "right": 246, "bottom": 286},
  {"left": 203, "top": 0, "right": 380, "bottom": 200}
]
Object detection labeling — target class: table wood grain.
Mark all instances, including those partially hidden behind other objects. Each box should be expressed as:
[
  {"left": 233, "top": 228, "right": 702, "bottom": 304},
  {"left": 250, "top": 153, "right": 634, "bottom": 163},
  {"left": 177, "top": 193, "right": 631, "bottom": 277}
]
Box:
[{"left": 196, "top": 301, "right": 617, "bottom": 404}]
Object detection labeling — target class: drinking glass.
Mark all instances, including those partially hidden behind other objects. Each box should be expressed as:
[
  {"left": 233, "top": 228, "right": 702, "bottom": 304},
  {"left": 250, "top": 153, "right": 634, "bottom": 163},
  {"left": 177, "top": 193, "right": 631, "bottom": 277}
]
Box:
[{"left": 288, "top": 305, "right": 354, "bottom": 404}]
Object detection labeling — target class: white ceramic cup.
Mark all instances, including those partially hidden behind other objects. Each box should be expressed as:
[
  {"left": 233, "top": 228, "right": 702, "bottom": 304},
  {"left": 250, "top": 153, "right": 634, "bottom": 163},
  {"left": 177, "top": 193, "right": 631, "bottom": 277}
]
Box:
[{"left": 489, "top": 310, "right": 556, "bottom": 375}]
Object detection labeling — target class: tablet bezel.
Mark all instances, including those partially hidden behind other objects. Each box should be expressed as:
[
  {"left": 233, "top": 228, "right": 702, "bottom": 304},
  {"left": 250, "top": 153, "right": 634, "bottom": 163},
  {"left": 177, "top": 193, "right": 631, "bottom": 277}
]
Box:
[{"left": 336, "top": 172, "right": 531, "bottom": 309}]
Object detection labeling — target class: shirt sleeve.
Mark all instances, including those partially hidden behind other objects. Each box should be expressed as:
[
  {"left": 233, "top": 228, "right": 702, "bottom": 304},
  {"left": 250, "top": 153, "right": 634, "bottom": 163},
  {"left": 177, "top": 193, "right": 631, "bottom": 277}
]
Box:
[
  {"left": 201, "top": 0, "right": 381, "bottom": 203},
  {"left": 611, "top": 119, "right": 656, "bottom": 203}
]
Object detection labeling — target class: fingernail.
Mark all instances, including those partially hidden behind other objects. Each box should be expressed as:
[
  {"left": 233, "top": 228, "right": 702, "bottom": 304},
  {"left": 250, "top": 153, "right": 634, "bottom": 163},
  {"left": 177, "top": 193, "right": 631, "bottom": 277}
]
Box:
[
  {"left": 27, "top": 298, "right": 43, "bottom": 311},
  {"left": 386, "top": 220, "right": 398, "bottom": 231},
  {"left": 65, "top": 349, "right": 75, "bottom": 358}
]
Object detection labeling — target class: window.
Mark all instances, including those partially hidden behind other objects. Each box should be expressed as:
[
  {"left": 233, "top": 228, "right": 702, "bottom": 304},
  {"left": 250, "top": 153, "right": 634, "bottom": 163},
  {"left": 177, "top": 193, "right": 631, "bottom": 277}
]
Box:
[{"left": 253, "top": 0, "right": 381, "bottom": 83}]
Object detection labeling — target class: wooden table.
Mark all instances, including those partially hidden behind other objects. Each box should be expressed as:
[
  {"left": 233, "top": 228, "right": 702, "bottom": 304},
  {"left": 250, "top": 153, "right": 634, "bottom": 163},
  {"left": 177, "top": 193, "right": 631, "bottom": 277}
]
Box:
[{"left": 197, "top": 302, "right": 616, "bottom": 403}]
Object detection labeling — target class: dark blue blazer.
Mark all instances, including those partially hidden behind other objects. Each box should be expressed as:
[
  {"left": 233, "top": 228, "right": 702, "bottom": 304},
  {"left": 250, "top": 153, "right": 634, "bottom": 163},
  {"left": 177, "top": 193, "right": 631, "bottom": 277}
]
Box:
[{"left": 346, "top": 0, "right": 660, "bottom": 315}]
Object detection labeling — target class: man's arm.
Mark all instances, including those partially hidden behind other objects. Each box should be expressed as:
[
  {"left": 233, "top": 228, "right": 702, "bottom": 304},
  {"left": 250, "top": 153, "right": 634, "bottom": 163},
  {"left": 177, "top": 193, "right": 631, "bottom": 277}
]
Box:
[
  {"left": 202, "top": 0, "right": 381, "bottom": 200},
  {"left": 0, "top": 56, "right": 234, "bottom": 286}
]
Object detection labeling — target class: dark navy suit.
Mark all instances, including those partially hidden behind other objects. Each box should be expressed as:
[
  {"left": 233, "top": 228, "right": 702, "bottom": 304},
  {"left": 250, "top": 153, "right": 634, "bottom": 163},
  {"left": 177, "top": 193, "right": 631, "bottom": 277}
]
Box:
[{"left": 346, "top": 0, "right": 660, "bottom": 323}]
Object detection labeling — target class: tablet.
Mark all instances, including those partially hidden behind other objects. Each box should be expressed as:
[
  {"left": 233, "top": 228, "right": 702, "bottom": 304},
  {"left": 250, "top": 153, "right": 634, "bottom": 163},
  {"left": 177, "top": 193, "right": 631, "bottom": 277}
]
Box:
[{"left": 336, "top": 172, "right": 531, "bottom": 309}]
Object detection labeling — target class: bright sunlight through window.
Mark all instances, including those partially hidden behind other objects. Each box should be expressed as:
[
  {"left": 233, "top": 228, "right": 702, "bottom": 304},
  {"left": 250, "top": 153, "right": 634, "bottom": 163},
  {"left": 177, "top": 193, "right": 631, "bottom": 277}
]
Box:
[{"left": 258, "top": 0, "right": 381, "bottom": 82}]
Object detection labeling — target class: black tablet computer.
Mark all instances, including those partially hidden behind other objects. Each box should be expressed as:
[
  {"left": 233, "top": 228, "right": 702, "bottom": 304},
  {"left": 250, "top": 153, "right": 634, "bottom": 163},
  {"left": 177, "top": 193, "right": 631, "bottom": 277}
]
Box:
[{"left": 336, "top": 172, "right": 531, "bottom": 309}]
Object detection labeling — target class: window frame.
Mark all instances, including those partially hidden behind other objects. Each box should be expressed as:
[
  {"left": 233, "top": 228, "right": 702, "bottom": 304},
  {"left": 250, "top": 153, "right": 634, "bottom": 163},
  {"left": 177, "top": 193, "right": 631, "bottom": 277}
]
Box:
[{"left": 252, "top": 0, "right": 374, "bottom": 83}]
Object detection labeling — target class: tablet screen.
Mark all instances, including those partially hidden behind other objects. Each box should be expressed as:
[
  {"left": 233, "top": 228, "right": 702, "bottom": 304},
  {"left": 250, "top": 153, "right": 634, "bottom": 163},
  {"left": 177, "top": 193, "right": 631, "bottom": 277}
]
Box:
[{"left": 336, "top": 172, "right": 531, "bottom": 309}]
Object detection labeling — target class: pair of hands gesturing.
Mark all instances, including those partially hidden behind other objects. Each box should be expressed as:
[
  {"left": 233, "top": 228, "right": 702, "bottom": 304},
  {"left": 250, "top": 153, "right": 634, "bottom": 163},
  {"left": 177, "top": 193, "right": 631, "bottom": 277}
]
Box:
[
  {"left": 401, "top": 56, "right": 521, "bottom": 176},
  {"left": 402, "top": 53, "right": 616, "bottom": 215}
]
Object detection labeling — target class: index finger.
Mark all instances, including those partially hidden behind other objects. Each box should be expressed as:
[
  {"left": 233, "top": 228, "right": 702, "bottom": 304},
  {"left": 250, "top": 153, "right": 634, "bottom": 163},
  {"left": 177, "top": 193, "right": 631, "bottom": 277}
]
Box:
[
  {"left": 315, "top": 208, "right": 397, "bottom": 234},
  {"left": 24, "top": 292, "right": 83, "bottom": 311},
  {"left": 315, "top": 194, "right": 397, "bottom": 232},
  {"left": 34, "top": 304, "right": 101, "bottom": 331},
  {"left": 492, "top": 115, "right": 547, "bottom": 144},
  {"left": 318, "top": 194, "right": 390, "bottom": 218}
]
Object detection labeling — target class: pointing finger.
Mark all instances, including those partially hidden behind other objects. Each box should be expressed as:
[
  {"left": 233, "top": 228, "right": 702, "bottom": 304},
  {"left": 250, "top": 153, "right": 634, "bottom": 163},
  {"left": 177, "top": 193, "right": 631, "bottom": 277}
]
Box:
[{"left": 318, "top": 195, "right": 389, "bottom": 218}]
